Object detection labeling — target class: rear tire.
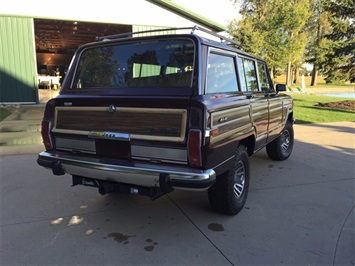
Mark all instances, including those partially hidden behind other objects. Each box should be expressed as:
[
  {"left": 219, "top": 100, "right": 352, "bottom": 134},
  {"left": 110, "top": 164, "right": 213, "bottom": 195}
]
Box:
[
  {"left": 208, "top": 145, "right": 250, "bottom": 215},
  {"left": 266, "top": 121, "right": 294, "bottom": 161}
]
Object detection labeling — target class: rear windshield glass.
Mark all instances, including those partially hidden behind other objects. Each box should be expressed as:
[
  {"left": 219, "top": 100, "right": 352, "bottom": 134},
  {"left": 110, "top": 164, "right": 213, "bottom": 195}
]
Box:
[{"left": 72, "top": 39, "right": 195, "bottom": 89}]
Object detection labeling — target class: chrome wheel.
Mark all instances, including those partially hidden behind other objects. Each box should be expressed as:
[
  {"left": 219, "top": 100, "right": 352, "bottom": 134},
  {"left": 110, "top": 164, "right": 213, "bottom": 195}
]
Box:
[
  {"left": 233, "top": 160, "right": 245, "bottom": 198},
  {"left": 280, "top": 129, "right": 290, "bottom": 153}
]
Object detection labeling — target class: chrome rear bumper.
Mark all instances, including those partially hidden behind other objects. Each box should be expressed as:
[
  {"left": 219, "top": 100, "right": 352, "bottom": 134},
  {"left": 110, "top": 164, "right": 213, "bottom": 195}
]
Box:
[{"left": 37, "top": 151, "right": 216, "bottom": 191}]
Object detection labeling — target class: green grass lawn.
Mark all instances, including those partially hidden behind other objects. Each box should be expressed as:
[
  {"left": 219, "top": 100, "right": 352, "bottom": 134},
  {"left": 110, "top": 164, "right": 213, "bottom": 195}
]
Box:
[
  {"left": 1, "top": 95, "right": 354, "bottom": 124},
  {"left": 291, "top": 94, "right": 355, "bottom": 124},
  {"left": 0, "top": 107, "right": 11, "bottom": 122}
]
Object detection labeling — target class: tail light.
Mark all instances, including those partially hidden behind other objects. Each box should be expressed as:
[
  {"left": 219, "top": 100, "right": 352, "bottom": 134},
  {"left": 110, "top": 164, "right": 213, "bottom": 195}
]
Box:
[
  {"left": 188, "top": 129, "right": 202, "bottom": 167},
  {"left": 41, "top": 120, "right": 53, "bottom": 150}
]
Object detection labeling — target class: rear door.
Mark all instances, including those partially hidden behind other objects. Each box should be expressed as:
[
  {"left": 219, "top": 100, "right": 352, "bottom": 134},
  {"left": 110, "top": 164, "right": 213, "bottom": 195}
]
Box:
[
  {"left": 237, "top": 57, "right": 269, "bottom": 150},
  {"left": 202, "top": 50, "right": 251, "bottom": 172}
]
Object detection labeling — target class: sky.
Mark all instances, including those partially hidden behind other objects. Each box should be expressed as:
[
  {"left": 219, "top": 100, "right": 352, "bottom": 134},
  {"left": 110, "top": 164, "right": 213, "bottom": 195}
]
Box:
[{"left": 174, "top": 0, "right": 241, "bottom": 26}]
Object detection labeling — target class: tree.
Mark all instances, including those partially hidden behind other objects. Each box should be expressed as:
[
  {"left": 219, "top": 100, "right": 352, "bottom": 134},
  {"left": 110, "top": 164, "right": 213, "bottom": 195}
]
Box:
[
  {"left": 305, "top": 0, "right": 332, "bottom": 86},
  {"left": 228, "top": 0, "right": 289, "bottom": 80},
  {"left": 279, "top": 0, "right": 310, "bottom": 86},
  {"left": 322, "top": 0, "right": 355, "bottom": 83},
  {"left": 229, "top": 0, "right": 310, "bottom": 85}
]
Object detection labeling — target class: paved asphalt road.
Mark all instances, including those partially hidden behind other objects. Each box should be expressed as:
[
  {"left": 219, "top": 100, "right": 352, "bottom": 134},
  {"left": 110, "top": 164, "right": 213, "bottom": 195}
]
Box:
[{"left": 0, "top": 106, "right": 354, "bottom": 265}]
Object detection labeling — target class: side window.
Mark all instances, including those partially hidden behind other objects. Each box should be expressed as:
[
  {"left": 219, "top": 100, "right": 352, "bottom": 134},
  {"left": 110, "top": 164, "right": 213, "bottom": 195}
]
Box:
[
  {"left": 206, "top": 53, "right": 238, "bottom": 94},
  {"left": 237, "top": 57, "right": 258, "bottom": 92},
  {"left": 237, "top": 57, "right": 247, "bottom": 92},
  {"left": 257, "top": 61, "right": 271, "bottom": 91},
  {"left": 244, "top": 59, "right": 258, "bottom": 91}
]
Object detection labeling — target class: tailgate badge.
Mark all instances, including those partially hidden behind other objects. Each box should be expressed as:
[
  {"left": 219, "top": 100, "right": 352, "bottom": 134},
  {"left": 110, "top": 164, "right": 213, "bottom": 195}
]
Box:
[{"left": 107, "top": 105, "right": 116, "bottom": 113}]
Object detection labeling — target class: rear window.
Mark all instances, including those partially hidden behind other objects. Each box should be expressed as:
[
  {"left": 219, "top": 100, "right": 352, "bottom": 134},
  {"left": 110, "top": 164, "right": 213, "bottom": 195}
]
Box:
[{"left": 72, "top": 39, "right": 194, "bottom": 89}]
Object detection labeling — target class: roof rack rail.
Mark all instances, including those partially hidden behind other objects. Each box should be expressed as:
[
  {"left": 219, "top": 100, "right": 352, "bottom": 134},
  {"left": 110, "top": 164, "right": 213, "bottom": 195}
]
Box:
[
  {"left": 96, "top": 25, "right": 242, "bottom": 49},
  {"left": 190, "top": 25, "right": 242, "bottom": 49}
]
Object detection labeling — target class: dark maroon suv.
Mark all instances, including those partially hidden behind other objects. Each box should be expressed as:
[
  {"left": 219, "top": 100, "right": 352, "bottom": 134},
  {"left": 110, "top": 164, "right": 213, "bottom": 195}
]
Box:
[{"left": 38, "top": 26, "right": 294, "bottom": 215}]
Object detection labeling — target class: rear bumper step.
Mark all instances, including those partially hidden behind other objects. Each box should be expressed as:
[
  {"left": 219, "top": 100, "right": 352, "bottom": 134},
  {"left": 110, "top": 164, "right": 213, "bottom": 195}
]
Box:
[{"left": 37, "top": 151, "right": 216, "bottom": 192}]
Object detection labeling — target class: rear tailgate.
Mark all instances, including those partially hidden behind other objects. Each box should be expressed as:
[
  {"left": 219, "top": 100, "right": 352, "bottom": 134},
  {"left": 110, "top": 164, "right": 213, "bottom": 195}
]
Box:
[{"left": 45, "top": 96, "right": 191, "bottom": 165}]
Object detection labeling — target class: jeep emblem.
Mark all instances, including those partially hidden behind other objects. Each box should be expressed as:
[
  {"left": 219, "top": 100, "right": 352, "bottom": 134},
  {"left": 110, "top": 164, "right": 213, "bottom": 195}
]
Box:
[{"left": 107, "top": 105, "right": 116, "bottom": 113}]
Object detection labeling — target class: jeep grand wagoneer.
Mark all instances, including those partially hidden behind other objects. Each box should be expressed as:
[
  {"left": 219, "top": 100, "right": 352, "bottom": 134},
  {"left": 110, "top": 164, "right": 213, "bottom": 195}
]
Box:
[{"left": 38, "top": 26, "right": 294, "bottom": 215}]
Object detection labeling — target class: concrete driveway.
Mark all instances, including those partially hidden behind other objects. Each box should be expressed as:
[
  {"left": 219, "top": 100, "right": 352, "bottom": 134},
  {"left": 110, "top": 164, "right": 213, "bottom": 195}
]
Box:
[{"left": 0, "top": 106, "right": 354, "bottom": 265}]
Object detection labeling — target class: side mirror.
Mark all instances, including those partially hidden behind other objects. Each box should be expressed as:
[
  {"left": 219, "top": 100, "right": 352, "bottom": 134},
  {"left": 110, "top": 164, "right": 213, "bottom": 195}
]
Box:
[{"left": 276, "top": 84, "right": 286, "bottom": 92}]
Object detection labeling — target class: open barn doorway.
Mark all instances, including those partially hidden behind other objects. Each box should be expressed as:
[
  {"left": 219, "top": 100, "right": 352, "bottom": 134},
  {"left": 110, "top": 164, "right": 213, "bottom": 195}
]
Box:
[{"left": 34, "top": 19, "right": 131, "bottom": 97}]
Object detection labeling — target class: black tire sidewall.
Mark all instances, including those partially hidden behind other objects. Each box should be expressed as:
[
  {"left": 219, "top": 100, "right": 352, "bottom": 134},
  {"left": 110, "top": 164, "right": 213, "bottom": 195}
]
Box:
[
  {"left": 230, "top": 145, "right": 250, "bottom": 211},
  {"left": 266, "top": 122, "right": 294, "bottom": 161},
  {"left": 208, "top": 145, "right": 250, "bottom": 215}
]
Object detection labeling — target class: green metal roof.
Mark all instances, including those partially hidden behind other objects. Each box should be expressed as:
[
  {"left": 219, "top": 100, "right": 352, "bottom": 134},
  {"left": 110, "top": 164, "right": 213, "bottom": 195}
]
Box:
[{"left": 146, "top": 0, "right": 226, "bottom": 32}]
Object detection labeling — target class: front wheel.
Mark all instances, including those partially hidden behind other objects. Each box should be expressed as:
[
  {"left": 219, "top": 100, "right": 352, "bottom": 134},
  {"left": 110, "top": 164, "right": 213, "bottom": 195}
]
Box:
[
  {"left": 266, "top": 121, "right": 294, "bottom": 161},
  {"left": 208, "top": 145, "right": 250, "bottom": 215}
]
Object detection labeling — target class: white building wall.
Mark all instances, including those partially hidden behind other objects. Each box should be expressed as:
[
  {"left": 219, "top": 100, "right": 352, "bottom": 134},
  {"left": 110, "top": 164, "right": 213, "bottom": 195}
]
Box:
[{"left": 0, "top": 0, "right": 198, "bottom": 28}]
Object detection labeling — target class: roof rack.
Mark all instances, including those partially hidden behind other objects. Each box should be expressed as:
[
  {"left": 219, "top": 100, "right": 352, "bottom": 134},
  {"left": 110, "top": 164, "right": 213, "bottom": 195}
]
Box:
[{"left": 96, "top": 25, "right": 242, "bottom": 49}]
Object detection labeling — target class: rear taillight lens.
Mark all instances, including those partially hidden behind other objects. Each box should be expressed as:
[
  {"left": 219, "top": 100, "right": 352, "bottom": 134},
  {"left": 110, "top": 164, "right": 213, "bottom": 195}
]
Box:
[
  {"left": 41, "top": 120, "right": 53, "bottom": 150},
  {"left": 188, "top": 129, "right": 202, "bottom": 167}
]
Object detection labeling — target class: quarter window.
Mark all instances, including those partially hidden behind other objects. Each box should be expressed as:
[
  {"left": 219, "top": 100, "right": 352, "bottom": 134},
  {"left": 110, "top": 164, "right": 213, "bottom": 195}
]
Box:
[
  {"left": 237, "top": 57, "right": 258, "bottom": 92},
  {"left": 206, "top": 53, "right": 238, "bottom": 94},
  {"left": 257, "top": 61, "right": 271, "bottom": 91},
  {"left": 237, "top": 57, "right": 247, "bottom": 92}
]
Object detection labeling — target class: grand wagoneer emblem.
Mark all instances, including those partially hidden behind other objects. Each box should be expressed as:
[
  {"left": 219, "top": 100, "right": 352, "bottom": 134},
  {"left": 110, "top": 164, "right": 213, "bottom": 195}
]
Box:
[{"left": 107, "top": 105, "right": 116, "bottom": 113}]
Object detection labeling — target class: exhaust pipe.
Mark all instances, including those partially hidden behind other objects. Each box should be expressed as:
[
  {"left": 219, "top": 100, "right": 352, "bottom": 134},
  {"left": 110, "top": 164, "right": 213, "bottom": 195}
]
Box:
[{"left": 98, "top": 185, "right": 115, "bottom": 195}]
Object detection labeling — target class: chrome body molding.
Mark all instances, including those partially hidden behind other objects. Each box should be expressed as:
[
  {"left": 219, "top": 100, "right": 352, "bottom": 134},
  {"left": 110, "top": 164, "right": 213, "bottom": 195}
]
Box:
[
  {"left": 54, "top": 136, "right": 187, "bottom": 163},
  {"left": 131, "top": 145, "right": 187, "bottom": 163},
  {"left": 55, "top": 137, "right": 96, "bottom": 154},
  {"left": 38, "top": 151, "right": 216, "bottom": 190}
]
